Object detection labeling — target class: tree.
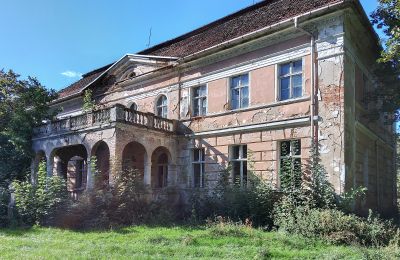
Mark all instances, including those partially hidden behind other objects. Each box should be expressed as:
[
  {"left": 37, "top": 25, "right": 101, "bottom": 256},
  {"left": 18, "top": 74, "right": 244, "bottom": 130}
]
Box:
[
  {"left": 0, "top": 69, "right": 57, "bottom": 188},
  {"left": 370, "top": 0, "right": 400, "bottom": 122}
]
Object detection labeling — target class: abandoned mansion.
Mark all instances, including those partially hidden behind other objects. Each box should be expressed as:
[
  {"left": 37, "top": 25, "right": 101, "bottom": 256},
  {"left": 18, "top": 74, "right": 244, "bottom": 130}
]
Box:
[{"left": 32, "top": 0, "right": 397, "bottom": 215}]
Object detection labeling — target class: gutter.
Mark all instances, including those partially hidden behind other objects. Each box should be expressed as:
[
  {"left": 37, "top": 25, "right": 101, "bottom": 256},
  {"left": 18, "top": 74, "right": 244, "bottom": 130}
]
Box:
[{"left": 294, "top": 17, "right": 318, "bottom": 149}]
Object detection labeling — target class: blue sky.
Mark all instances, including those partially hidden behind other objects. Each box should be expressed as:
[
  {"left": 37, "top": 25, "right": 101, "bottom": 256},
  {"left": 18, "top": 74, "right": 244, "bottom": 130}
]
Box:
[{"left": 0, "top": 0, "right": 380, "bottom": 91}]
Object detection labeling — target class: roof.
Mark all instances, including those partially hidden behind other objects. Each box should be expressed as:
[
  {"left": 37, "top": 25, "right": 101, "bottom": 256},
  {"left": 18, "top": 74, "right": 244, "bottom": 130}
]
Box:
[{"left": 57, "top": 0, "right": 342, "bottom": 100}]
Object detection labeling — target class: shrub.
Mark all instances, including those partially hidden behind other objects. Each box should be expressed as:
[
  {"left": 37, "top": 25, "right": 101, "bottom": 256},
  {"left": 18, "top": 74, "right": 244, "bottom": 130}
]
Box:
[
  {"left": 61, "top": 166, "right": 182, "bottom": 229},
  {"left": 188, "top": 166, "right": 276, "bottom": 227},
  {"left": 12, "top": 161, "right": 69, "bottom": 226},
  {"left": 274, "top": 205, "right": 398, "bottom": 247},
  {"left": 0, "top": 186, "right": 10, "bottom": 227}
]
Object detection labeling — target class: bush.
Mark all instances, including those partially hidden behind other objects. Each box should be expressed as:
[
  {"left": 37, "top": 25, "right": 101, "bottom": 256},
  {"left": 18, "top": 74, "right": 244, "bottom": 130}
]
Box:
[
  {"left": 189, "top": 167, "right": 276, "bottom": 227},
  {"left": 12, "top": 161, "right": 69, "bottom": 226},
  {"left": 0, "top": 186, "right": 10, "bottom": 227},
  {"left": 274, "top": 206, "right": 397, "bottom": 247},
  {"left": 60, "top": 167, "right": 182, "bottom": 230}
]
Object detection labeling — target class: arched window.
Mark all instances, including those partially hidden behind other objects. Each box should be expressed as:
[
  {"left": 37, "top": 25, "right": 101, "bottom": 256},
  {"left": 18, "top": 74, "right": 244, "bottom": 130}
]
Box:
[
  {"left": 130, "top": 102, "right": 138, "bottom": 111},
  {"left": 156, "top": 95, "right": 168, "bottom": 118},
  {"left": 157, "top": 153, "right": 168, "bottom": 188}
]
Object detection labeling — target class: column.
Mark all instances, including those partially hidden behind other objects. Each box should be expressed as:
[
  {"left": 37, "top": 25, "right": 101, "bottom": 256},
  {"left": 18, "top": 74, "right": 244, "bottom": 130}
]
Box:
[{"left": 86, "top": 156, "right": 94, "bottom": 190}]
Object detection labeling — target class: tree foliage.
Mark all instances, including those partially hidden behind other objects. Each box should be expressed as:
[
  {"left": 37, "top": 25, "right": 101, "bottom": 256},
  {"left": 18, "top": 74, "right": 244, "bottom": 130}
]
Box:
[
  {"left": 370, "top": 0, "right": 400, "bottom": 122},
  {"left": 0, "top": 69, "right": 57, "bottom": 188},
  {"left": 12, "top": 161, "right": 68, "bottom": 226}
]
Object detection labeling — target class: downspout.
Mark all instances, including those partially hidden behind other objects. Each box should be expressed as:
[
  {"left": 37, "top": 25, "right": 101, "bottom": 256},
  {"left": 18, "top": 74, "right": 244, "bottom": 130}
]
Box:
[{"left": 294, "top": 17, "right": 317, "bottom": 149}]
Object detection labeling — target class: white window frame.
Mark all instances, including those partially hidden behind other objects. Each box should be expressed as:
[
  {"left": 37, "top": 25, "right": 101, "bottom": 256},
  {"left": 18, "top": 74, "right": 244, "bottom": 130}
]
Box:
[
  {"left": 229, "top": 73, "right": 249, "bottom": 110},
  {"left": 229, "top": 145, "right": 248, "bottom": 188},
  {"left": 156, "top": 95, "right": 168, "bottom": 118},
  {"left": 278, "top": 59, "right": 303, "bottom": 101},
  {"left": 192, "top": 148, "right": 205, "bottom": 188},
  {"left": 192, "top": 84, "right": 208, "bottom": 117}
]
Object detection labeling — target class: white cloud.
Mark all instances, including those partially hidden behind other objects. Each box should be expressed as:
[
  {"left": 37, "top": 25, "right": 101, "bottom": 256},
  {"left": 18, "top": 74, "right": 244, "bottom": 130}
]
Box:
[{"left": 61, "top": 70, "right": 82, "bottom": 78}]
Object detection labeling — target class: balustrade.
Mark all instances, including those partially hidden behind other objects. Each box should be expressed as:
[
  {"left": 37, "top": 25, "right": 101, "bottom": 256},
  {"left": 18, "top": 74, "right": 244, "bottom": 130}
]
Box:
[{"left": 33, "top": 105, "right": 176, "bottom": 138}]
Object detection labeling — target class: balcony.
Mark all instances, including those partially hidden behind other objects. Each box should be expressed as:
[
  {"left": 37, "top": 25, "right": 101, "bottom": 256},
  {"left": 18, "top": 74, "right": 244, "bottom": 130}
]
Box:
[{"left": 33, "top": 104, "right": 177, "bottom": 138}]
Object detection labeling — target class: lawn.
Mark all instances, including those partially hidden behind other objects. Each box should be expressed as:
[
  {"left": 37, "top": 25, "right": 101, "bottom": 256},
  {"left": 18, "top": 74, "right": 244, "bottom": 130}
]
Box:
[{"left": 0, "top": 226, "right": 391, "bottom": 259}]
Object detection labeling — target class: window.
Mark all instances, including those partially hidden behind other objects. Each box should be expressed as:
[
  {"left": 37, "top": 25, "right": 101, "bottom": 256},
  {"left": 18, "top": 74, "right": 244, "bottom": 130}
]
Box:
[
  {"left": 279, "top": 140, "right": 302, "bottom": 189},
  {"left": 156, "top": 95, "right": 168, "bottom": 118},
  {"left": 130, "top": 102, "right": 138, "bottom": 111},
  {"left": 230, "top": 145, "right": 247, "bottom": 187},
  {"left": 192, "top": 85, "right": 207, "bottom": 117},
  {"left": 192, "top": 148, "right": 205, "bottom": 187},
  {"left": 230, "top": 74, "right": 249, "bottom": 110},
  {"left": 157, "top": 153, "right": 168, "bottom": 188},
  {"left": 279, "top": 60, "right": 303, "bottom": 100}
]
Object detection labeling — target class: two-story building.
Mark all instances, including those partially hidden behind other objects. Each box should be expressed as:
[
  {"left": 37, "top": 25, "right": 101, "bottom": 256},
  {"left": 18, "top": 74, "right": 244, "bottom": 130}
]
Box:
[{"left": 32, "top": 0, "right": 397, "bottom": 215}]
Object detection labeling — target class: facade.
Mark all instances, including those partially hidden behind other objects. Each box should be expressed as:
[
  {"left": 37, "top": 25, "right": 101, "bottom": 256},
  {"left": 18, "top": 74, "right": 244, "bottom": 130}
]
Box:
[{"left": 32, "top": 0, "right": 397, "bottom": 215}]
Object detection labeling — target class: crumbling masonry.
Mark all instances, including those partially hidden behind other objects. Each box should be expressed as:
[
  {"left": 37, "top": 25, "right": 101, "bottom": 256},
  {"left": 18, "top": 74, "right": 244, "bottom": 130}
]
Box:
[{"left": 32, "top": 0, "right": 397, "bottom": 215}]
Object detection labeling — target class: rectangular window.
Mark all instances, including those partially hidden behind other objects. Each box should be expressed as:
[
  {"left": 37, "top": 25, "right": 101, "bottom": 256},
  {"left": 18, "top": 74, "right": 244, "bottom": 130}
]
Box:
[
  {"left": 192, "top": 148, "right": 205, "bottom": 188},
  {"left": 230, "top": 145, "right": 247, "bottom": 187},
  {"left": 230, "top": 74, "right": 249, "bottom": 110},
  {"left": 279, "top": 140, "right": 302, "bottom": 189},
  {"left": 279, "top": 60, "right": 303, "bottom": 100},
  {"left": 192, "top": 85, "right": 207, "bottom": 117}
]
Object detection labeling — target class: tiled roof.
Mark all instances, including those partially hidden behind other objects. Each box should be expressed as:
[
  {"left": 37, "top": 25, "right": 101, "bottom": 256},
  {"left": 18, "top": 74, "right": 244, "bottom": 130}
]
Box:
[
  {"left": 57, "top": 64, "right": 112, "bottom": 99},
  {"left": 57, "top": 0, "right": 342, "bottom": 100}
]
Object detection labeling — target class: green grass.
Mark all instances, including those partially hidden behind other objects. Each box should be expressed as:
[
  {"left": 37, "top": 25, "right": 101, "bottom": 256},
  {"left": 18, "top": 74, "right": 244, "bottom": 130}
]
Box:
[{"left": 0, "top": 226, "right": 393, "bottom": 259}]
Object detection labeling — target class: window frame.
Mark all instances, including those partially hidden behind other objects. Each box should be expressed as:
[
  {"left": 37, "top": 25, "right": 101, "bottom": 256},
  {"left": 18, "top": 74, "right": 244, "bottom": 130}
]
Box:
[
  {"left": 192, "top": 84, "right": 208, "bottom": 117},
  {"left": 156, "top": 94, "right": 168, "bottom": 118},
  {"left": 277, "top": 59, "right": 304, "bottom": 101},
  {"left": 229, "top": 73, "right": 250, "bottom": 110},
  {"left": 192, "top": 148, "right": 206, "bottom": 188},
  {"left": 130, "top": 102, "right": 138, "bottom": 111},
  {"left": 229, "top": 145, "right": 248, "bottom": 188},
  {"left": 278, "top": 139, "right": 302, "bottom": 189}
]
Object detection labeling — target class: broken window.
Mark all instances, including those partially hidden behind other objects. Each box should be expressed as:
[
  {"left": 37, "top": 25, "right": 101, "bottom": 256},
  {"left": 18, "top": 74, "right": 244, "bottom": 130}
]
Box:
[
  {"left": 279, "top": 139, "right": 302, "bottom": 190},
  {"left": 229, "top": 145, "right": 247, "bottom": 187},
  {"left": 230, "top": 74, "right": 249, "bottom": 110},
  {"left": 192, "top": 85, "right": 207, "bottom": 117},
  {"left": 192, "top": 148, "right": 205, "bottom": 187},
  {"left": 279, "top": 60, "right": 303, "bottom": 100},
  {"left": 156, "top": 95, "right": 168, "bottom": 118}
]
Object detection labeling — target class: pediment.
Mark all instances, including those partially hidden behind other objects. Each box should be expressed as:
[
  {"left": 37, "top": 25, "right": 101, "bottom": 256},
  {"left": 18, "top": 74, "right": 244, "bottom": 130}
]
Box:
[{"left": 108, "top": 54, "right": 178, "bottom": 82}]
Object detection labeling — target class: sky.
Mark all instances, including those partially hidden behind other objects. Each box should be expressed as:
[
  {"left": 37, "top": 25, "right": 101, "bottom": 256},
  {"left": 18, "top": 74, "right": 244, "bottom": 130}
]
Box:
[{"left": 0, "top": 0, "right": 381, "bottom": 91}]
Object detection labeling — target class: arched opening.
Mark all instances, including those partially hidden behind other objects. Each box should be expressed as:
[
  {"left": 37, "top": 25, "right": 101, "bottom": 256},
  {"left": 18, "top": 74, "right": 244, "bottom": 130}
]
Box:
[
  {"left": 122, "top": 141, "right": 146, "bottom": 180},
  {"left": 51, "top": 144, "right": 88, "bottom": 195},
  {"left": 151, "top": 147, "right": 171, "bottom": 188},
  {"left": 156, "top": 95, "right": 168, "bottom": 118},
  {"left": 67, "top": 156, "right": 85, "bottom": 190},
  {"left": 91, "top": 141, "right": 110, "bottom": 187}
]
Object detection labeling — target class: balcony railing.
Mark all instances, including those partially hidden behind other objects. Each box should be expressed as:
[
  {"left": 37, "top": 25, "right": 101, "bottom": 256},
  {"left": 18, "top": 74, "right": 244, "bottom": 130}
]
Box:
[{"left": 33, "top": 104, "right": 177, "bottom": 138}]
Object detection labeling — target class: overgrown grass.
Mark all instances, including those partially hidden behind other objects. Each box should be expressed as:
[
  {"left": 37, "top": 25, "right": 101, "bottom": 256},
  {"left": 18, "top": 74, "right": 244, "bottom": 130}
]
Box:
[{"left": 0, "top": 226, "right": 396, "bottom": 259}]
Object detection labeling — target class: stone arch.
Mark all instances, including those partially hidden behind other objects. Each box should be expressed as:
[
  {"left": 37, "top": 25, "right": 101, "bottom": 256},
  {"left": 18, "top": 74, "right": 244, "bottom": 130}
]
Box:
[
  {"left": 48, "top": 144, "right": 88, "bottom": 196},
  {"left": 91, "top": 140, "right": 111, "bottom": 186},
  {"left": 122, "top": 141, "right": 147, "bottom": 178},
  {"left": 151, "top": 146, "right": 172, "bottom": 188}
]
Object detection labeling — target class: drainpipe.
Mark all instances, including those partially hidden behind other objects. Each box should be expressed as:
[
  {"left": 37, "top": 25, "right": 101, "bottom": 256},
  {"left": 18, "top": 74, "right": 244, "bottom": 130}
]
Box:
[{"left": 294, "top": 17, "right": 317, "bottom": 150}]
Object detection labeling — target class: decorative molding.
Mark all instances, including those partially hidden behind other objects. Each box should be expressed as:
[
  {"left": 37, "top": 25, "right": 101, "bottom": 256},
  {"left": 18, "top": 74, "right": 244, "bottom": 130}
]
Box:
[{"left": 188, "top": 116, "right": 310, "bottom": 137}]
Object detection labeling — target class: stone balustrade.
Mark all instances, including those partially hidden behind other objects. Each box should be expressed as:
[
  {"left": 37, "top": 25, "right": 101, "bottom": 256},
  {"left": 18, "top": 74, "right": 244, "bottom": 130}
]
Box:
[{"left": 33, "top": 105, "right": 177, "bottom": 138}]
